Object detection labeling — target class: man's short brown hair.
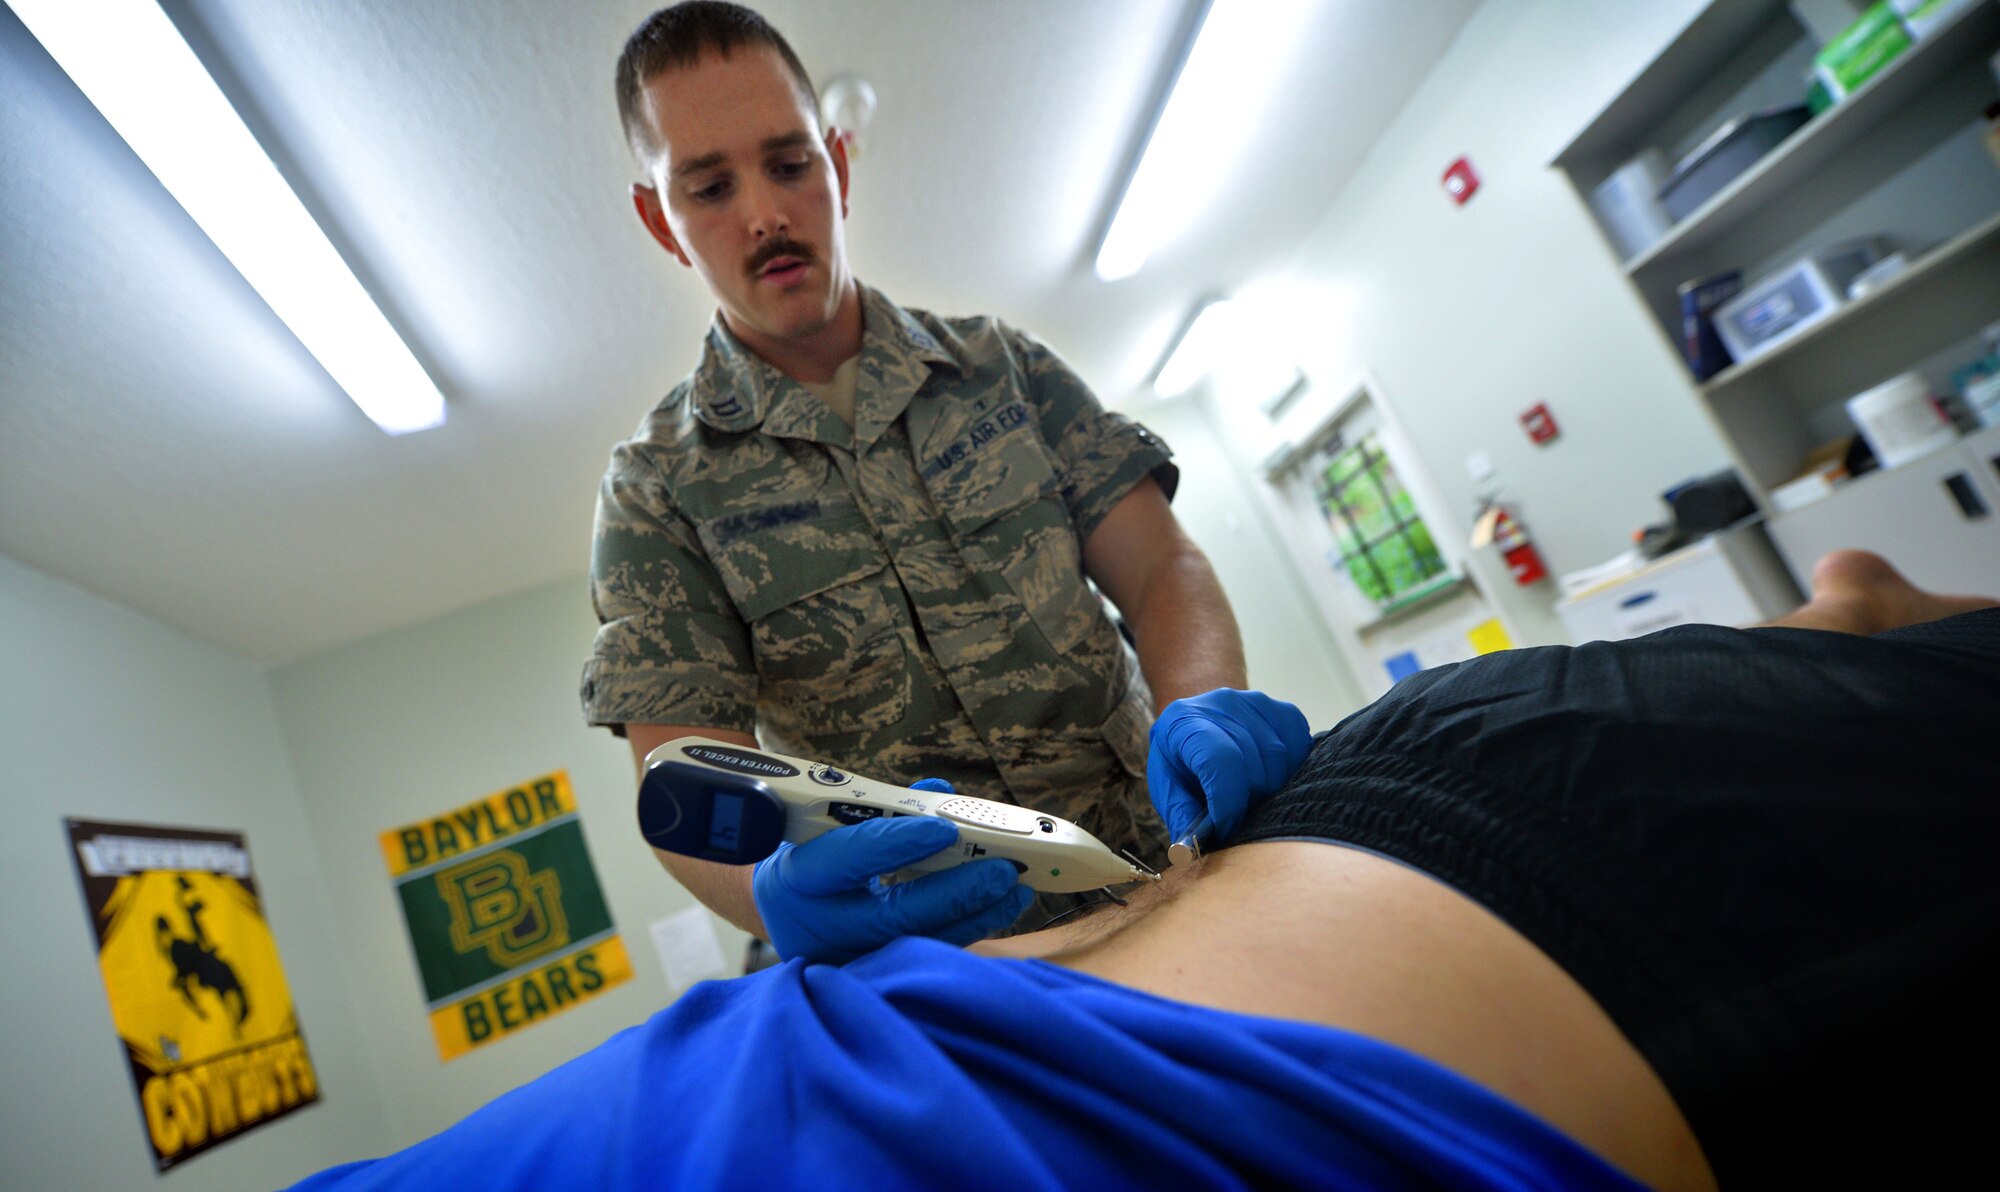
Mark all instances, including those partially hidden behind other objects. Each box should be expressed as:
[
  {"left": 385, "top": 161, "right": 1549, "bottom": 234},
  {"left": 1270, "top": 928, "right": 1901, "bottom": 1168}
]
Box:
[{"left": 615, "top": 1, "right": 819, "bottom": 168}]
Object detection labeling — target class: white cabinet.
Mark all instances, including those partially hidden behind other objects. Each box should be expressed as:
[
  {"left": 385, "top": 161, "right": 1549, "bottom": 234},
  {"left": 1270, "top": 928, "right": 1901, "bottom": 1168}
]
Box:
[
  {"left": 1555, "top": 523, "right": 1802, "bottom": 643},
  {"left": 1768, "top": 423, "right": 2000, "bottom": 594},
  {"left": 1552, "top": 0, "right": 2000, "bottom": 597}
]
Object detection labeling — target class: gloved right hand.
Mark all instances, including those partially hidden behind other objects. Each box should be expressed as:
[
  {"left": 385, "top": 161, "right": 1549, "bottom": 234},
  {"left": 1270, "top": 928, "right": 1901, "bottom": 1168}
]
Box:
[
  {"left": 752, "top": 815, "right": 1034, "bottom": 965},
  {"left": 1148, "top": 688, "right": 1314, "bottom": 845}
]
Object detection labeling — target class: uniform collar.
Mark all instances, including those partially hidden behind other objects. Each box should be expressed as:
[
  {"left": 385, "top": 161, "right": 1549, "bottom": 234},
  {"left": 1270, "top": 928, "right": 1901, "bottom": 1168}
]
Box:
[
  {"left": 687, "top": 283, "right": 967, "bottom": 444},
  {"left": 860, "top": 283, "right": 964, "bottom": 379}
]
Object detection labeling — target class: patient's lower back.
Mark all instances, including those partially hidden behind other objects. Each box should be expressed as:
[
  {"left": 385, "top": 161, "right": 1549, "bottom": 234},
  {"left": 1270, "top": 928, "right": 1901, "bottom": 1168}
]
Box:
[{"left": 1036, "top": 841, "right": 1718, "bottom": 1192}]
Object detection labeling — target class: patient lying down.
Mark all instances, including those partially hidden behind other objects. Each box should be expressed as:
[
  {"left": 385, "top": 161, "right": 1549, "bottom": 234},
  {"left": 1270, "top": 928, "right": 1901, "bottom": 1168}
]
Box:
[
  {"left": 978, "top": 844, "right": 1711, "bottom": 1189},
  {"left": 293, "top": 553, "right": 2000, "bottom": 1191}
]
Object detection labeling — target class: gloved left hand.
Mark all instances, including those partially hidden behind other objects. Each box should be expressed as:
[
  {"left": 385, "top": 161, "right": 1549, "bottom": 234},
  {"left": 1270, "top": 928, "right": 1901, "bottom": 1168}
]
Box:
[
  {"left": 1148, "top": 688, "right": 1314, "bottom": 845},
  {"left": 752, "top": 778, "right": 1034, "bottom": 965}
]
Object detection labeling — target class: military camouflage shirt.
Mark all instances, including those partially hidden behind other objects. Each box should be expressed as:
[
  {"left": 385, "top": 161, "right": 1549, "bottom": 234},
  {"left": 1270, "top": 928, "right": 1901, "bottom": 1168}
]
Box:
[{"left": 583, "top": 284, "right": 1177, "bottom": 881}]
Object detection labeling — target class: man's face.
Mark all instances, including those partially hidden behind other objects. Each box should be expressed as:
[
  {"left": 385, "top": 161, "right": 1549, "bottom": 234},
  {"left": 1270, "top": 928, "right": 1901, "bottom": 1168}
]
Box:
[{"left": 632, "top": 46, "right": 852, "bottom": 356}]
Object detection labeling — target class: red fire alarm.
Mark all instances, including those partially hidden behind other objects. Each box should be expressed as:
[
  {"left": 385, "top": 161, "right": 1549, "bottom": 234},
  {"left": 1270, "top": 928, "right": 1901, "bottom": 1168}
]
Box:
[
  {"left": 1520, "top": 402, "right": 1559, "bottom": 444},
  {"left": 1442, "top": 156, "right": 1479, "bottom": 205}
]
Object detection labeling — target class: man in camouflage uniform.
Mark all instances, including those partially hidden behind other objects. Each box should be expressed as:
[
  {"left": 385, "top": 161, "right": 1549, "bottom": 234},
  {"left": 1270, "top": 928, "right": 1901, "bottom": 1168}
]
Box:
[
  {"left": 584, "top": 2, "right": 1308, "bottom": 957},
  {"left": 586, "top": 285, "right": 1173, "bottom": 867}
]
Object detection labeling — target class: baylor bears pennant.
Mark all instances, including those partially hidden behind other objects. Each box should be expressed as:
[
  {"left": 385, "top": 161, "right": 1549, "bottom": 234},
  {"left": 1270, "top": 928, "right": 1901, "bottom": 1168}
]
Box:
[
  {"left": 380, "top": 771, "right": 631, "bottom": 1061},
  {"left": 65, "top": 819, "right": 321, "bottom": 1172}
]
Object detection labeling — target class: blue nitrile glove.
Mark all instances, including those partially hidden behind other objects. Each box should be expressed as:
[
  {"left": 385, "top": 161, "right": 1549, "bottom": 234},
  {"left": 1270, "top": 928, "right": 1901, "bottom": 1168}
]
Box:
[
  {"left": 1148, "top": 689, "right": 1314, "bottom": 845},
  {"left": 752, "top": 777, "right": 1034, "bottom": 965}
]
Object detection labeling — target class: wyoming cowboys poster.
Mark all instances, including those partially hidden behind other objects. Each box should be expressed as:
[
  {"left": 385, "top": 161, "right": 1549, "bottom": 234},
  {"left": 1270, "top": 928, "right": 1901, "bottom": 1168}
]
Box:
[
  {"left": 381, "top": 771, "right": 630, "bottom": 1061},
  {"left": 65, "top": 818, "right": 320, "bottom": 1172}
]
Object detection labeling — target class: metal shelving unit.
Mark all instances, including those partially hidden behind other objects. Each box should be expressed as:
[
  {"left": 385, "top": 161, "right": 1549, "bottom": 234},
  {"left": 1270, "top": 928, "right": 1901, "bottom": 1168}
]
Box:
[
  {"left": 1550, "top": 0, "right": 2000, "bottom": 596},
  {"left": 1625, "top": 1, "right": 2000, "bottom": 277}
]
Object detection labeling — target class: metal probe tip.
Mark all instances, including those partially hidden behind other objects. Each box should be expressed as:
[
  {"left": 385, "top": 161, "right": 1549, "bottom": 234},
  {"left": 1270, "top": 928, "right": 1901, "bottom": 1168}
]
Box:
[{"left": 1119, "top": 848, "right": 1163, "bottom": 884}]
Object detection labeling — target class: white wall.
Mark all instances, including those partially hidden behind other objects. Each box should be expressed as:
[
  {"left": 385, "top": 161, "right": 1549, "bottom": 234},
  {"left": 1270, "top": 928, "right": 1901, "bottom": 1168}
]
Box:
[
  {"left": 1199, "top": 0, "right": 1734, "bottom": 647},
  {"left": 1139, "top": 396, "right": 1366, "bottom": 730},
  {"left": 265, "top": 573, "right": 749, "bottom": 1155},
  {"left": 0, "top": 555, "right": 390, "bottom": 1192}
]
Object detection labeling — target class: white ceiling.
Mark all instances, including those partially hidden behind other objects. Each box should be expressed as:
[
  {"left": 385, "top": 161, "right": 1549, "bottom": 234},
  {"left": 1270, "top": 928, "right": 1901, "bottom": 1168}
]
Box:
[{"left": 0, "top": 0, "right": 1478, "bottom": 664}]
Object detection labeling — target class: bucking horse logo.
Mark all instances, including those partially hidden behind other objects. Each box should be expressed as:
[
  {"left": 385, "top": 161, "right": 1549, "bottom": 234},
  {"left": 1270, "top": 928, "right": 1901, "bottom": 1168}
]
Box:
[{"left": 154, "top": 875, "right": 250, "bottom": 1035}]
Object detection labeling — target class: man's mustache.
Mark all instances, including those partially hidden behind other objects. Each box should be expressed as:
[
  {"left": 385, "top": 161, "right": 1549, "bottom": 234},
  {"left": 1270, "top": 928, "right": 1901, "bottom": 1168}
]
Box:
[{"left": 747, "top": 238, "right": 815, "bottom": 278}]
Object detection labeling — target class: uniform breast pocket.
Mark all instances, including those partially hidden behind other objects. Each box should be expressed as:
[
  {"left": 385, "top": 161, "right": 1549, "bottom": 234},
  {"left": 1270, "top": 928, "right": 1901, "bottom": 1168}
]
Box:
[
  {"left": 934, "top": 429, "right": 1100, "bottom": 655},
  {"left": 705, "top": 510, "right": 911, "bottom": 737}
]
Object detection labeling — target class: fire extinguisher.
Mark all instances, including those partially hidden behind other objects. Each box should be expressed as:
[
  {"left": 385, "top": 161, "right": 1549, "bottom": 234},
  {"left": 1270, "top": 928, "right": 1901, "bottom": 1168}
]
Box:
[{"left": 1475, "top": 500, "right": 1549, "bottom": 586}]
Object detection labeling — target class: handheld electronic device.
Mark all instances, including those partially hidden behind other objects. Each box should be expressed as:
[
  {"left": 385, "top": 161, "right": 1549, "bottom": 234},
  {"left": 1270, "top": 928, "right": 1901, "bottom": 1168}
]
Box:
[{"left": 638, "top": 737, "right": 1161, "bottom": 895}]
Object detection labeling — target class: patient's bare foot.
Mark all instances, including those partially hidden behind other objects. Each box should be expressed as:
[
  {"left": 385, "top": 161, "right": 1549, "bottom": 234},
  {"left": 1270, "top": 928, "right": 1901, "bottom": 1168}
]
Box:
[{"left": 1765, "top": 549, "right": 1999, "bottom": 635}]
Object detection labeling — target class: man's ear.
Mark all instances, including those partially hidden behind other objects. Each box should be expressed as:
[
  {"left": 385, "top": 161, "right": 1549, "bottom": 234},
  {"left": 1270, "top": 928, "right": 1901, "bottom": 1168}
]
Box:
[
  {"left": 631, "top": 183, "right": 690, "bottom": 266},
  {"left": 826, "top": 127, "right": 850, "bottom": 220}
]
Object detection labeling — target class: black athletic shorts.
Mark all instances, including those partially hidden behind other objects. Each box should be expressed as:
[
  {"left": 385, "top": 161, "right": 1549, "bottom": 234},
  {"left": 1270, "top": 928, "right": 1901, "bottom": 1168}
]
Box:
[{"left": 1233, "top": 608, "right": 2000, "bottom": 1187}]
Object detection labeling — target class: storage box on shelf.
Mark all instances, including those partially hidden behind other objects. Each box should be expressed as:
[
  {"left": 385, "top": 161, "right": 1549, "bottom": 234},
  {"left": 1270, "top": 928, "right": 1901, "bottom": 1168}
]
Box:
[
  {"left": 1710, "top": 236, "right": 1886, "bottom": 362},
  {"left": 1553, "top": 0, "right": 2000, "bottom": 596}
]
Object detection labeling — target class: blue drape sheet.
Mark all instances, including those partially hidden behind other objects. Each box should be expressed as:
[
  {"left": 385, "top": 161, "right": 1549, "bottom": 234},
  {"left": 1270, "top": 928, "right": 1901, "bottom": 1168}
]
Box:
[{"left": 292, "top": 936, "right": 1638, "bottom": 1191}]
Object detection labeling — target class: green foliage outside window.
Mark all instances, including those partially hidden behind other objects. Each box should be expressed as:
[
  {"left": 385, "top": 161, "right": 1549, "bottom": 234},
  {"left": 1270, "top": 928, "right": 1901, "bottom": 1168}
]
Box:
[{"left": 1314, "top": 434, "right": 1447, "bottom": 605}]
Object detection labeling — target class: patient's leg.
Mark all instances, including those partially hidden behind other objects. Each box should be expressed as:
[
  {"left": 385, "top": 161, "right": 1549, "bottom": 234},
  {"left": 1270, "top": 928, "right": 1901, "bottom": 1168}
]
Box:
[{"left": 1759, "top": 548, "right": 1997, "bottom": 634}]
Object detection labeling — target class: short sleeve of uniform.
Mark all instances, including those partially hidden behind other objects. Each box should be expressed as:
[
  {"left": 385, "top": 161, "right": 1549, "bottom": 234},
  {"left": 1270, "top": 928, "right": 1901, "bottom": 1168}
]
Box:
[
  {"left": 1009, "top": 326, "right": 1177, "bottom": 542},
  {"left": 580, "top": 444, "right": 757, "bottom": 734}
]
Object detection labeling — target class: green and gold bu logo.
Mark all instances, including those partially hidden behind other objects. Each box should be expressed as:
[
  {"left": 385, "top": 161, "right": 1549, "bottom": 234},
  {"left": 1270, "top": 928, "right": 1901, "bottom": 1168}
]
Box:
[
  {"left": 437, "top": 851, "right": 568, "bottom": 967},
  {"left": 385, "top": 775, "right": 628, "bottom": 1060}
]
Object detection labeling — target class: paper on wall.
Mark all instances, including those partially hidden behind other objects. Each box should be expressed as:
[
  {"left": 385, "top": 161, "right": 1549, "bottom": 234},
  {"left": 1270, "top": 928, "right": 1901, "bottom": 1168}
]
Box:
[
  {"left": 1466, "top": 618, "right": 1513, "bottom": 655},
  {"left": 651, "top": 905, "right": 729, "bottom": 991}
]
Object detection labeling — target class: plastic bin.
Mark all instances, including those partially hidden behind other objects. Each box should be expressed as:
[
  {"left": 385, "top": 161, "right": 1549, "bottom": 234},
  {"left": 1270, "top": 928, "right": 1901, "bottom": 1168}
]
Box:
[
  {"left": 1589, "top": 150, "right": 1673, "bottom": 259},
  {"left": 1656, "top": 106, "right": 1812, "bottom": 221}
]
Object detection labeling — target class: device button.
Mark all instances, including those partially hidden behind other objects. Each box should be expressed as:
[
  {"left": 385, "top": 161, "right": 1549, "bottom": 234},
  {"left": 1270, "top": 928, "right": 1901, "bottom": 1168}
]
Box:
[
  {"left": 809, "top": 765, "right": 852, "bottom": 786},
  {"left": 934, "top": 796, "right": 1038, "bottom": 834}
]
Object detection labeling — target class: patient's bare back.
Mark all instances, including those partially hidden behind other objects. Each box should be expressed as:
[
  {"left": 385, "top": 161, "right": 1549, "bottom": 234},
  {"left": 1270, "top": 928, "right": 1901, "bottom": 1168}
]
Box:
[{"left": 985, "top": 842, "right": 1718, "bottom": 1192}]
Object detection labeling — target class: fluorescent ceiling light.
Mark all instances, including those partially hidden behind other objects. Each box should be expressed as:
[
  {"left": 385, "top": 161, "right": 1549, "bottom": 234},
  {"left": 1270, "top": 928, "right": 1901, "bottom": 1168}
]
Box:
[
  {"left": 1154, "top": 283, "right": 1323, "bottom": 402},
  {"left": 13, "top": 0, "right": 447, "bottom": 434},
  {"left": 1095, "top": 0, "right": 1313, "bottom": 282},
  {"left": 1153, "top": 299, "right": 1237, "bottom": 398}
]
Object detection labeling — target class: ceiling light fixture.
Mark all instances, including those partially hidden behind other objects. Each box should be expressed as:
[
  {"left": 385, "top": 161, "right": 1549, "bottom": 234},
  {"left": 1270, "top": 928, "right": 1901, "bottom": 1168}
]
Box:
[
  {"left": 1094, "top": 0, "right": 1312, "bottom": 282},
  {"left": 12, "top": 0, "right": 447, "bottom": 435},
  {"left": 1152, "top": 298, "right": 1236, "bottom": 398},
  {"left": 819, "top": 74, "right": 877, "bottom": 159}
]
